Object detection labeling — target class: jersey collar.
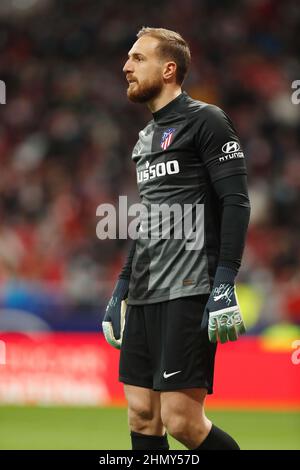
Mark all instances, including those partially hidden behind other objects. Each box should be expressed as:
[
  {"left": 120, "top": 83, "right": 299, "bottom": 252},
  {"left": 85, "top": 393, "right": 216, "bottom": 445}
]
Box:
[{"left": 152, "top": 91, "right": 187, "bottom": 122}]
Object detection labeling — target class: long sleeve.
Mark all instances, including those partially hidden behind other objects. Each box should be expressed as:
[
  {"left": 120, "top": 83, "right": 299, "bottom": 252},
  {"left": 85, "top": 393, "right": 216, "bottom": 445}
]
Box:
[
  {"left": 119, "top": 238, "right": 137, "bottom": 280},
  {"left": 195, "top": 104, "right": 250, "bottom": 273},
  {"left": 213, "top": 174, "right": 251, "bottom": 272}
]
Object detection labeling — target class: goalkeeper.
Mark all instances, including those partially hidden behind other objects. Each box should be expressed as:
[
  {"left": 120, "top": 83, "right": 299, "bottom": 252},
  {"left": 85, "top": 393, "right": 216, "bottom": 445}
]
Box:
[{"left": 103, "top": 27, "right": 250, "bottom": 450}]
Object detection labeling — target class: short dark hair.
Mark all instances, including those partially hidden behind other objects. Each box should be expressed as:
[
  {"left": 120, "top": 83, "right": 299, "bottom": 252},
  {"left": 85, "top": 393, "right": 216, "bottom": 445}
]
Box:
[{"left": 137, "top": 27, "right": 191, "bottom": 85}]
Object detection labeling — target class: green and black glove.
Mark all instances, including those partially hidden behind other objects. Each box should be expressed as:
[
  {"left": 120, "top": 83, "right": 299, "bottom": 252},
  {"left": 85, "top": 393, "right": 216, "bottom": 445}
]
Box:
[
  {"left": 202, "top": 267, "right": 246, "bottom": 343},
  {"left": 102, "top": 278, "right": 129, "bottom": 349}
]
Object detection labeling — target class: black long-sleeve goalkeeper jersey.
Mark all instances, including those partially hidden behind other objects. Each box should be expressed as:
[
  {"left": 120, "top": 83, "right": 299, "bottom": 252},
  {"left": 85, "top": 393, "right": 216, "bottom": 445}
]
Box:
[{"left": 125, "top": 91, "right": 250, "bottom": 305}]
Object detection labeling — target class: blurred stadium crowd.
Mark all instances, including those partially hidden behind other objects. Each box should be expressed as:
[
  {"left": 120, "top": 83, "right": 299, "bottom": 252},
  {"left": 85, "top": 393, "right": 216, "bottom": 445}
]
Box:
[{"left": 0, "top": 0, "right": 299, "bottom": 331}]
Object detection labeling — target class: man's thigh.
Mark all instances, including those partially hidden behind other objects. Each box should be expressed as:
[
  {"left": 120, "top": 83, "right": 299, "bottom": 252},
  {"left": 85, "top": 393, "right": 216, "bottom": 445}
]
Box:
[
  {"left": 160, "top": 387, "right": 208, "bottom": 418},
  {"left": 124, "top": 384, "right": 161, "bottom": 413}
]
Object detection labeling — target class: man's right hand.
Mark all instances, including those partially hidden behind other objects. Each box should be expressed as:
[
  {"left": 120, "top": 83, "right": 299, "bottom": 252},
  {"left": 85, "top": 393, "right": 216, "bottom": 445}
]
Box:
[{"left": 102, "top": 278, "right": 129, "bottom": 349}]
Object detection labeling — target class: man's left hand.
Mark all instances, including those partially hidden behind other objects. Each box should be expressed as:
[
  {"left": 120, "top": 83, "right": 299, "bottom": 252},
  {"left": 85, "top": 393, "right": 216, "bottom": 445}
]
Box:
[{"left": 202, "top": 267, "right": 246, "bottom": 343}]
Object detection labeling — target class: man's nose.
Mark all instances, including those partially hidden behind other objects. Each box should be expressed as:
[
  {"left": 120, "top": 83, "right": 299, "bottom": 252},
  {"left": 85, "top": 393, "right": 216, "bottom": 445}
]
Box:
[{"left": 123, "top": 59, "right": 133, "bottom": 74}]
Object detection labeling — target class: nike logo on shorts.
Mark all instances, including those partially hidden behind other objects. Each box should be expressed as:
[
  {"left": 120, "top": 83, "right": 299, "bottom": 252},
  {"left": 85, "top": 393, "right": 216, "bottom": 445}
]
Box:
[{"left": 163, "top": 370, "right": 181, "bottom": 379}]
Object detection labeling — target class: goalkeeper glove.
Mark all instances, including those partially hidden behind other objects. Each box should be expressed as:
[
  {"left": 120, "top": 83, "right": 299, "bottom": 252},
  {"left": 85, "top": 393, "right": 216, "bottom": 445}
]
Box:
[
  {"left": 102, "top": 278, "right": 129, "bottom": 349},
  {"left": 202, "top": 267, "right": 246, "bottom": 344}
]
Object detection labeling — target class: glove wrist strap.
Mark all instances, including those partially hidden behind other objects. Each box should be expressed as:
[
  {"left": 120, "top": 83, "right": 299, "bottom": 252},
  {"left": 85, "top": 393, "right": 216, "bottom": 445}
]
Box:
[{"left": 214, "top": 266, "right": 237, "bottom": 285}]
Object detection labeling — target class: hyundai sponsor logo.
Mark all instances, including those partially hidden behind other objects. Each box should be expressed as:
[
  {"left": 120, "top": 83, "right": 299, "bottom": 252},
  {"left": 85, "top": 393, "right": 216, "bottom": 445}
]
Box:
[
  {"left": 220, "top": 141, "right": 244, "bottom": 163},
  {"left": 222, "top": 141, "right": 240, "bottom": 153}
]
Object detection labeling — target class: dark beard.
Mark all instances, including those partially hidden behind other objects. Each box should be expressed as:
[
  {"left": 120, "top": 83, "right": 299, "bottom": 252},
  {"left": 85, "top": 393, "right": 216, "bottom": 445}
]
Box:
[{"left": 127, "top": 77, "right": 163, "bottom": 103}]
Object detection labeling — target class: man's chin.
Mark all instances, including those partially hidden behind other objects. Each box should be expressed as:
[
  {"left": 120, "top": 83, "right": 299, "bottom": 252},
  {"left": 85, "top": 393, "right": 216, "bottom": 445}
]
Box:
[
  {"left": 127, "top": 86, "right": 147, "bottom": 103},
  {"left": 126, "top": 79, "right": 163, "bottom": 103}
]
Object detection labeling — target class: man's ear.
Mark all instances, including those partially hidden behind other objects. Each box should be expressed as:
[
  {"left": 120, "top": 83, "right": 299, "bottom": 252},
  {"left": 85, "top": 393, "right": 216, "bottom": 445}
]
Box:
[{"left": 163, "top": 61, "right": 177, "bottom": 81}]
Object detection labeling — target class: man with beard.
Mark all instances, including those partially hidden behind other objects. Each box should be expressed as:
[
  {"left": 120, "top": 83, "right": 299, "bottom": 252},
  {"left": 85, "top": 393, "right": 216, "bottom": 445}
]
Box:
[{"left": 102, "top": 27, "right": 250, "bottom": 450}]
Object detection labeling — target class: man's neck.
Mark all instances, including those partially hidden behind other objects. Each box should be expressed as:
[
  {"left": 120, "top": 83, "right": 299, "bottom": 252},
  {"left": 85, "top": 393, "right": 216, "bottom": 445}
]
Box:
[{"left": 147, "top": 87, "right": 182, "bottom": 114}]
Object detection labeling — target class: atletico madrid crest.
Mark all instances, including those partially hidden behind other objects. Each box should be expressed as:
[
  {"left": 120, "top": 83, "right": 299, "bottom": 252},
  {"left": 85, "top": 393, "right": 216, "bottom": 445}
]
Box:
[{"left": 160, "top": 128, "right": 176, "bottom": 150}]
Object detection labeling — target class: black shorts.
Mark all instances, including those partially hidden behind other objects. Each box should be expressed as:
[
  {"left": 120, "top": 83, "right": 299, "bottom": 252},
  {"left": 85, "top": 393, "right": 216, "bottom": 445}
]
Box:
[{"left": 119, "top": 295, "right": 217, "bottom": 393}]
